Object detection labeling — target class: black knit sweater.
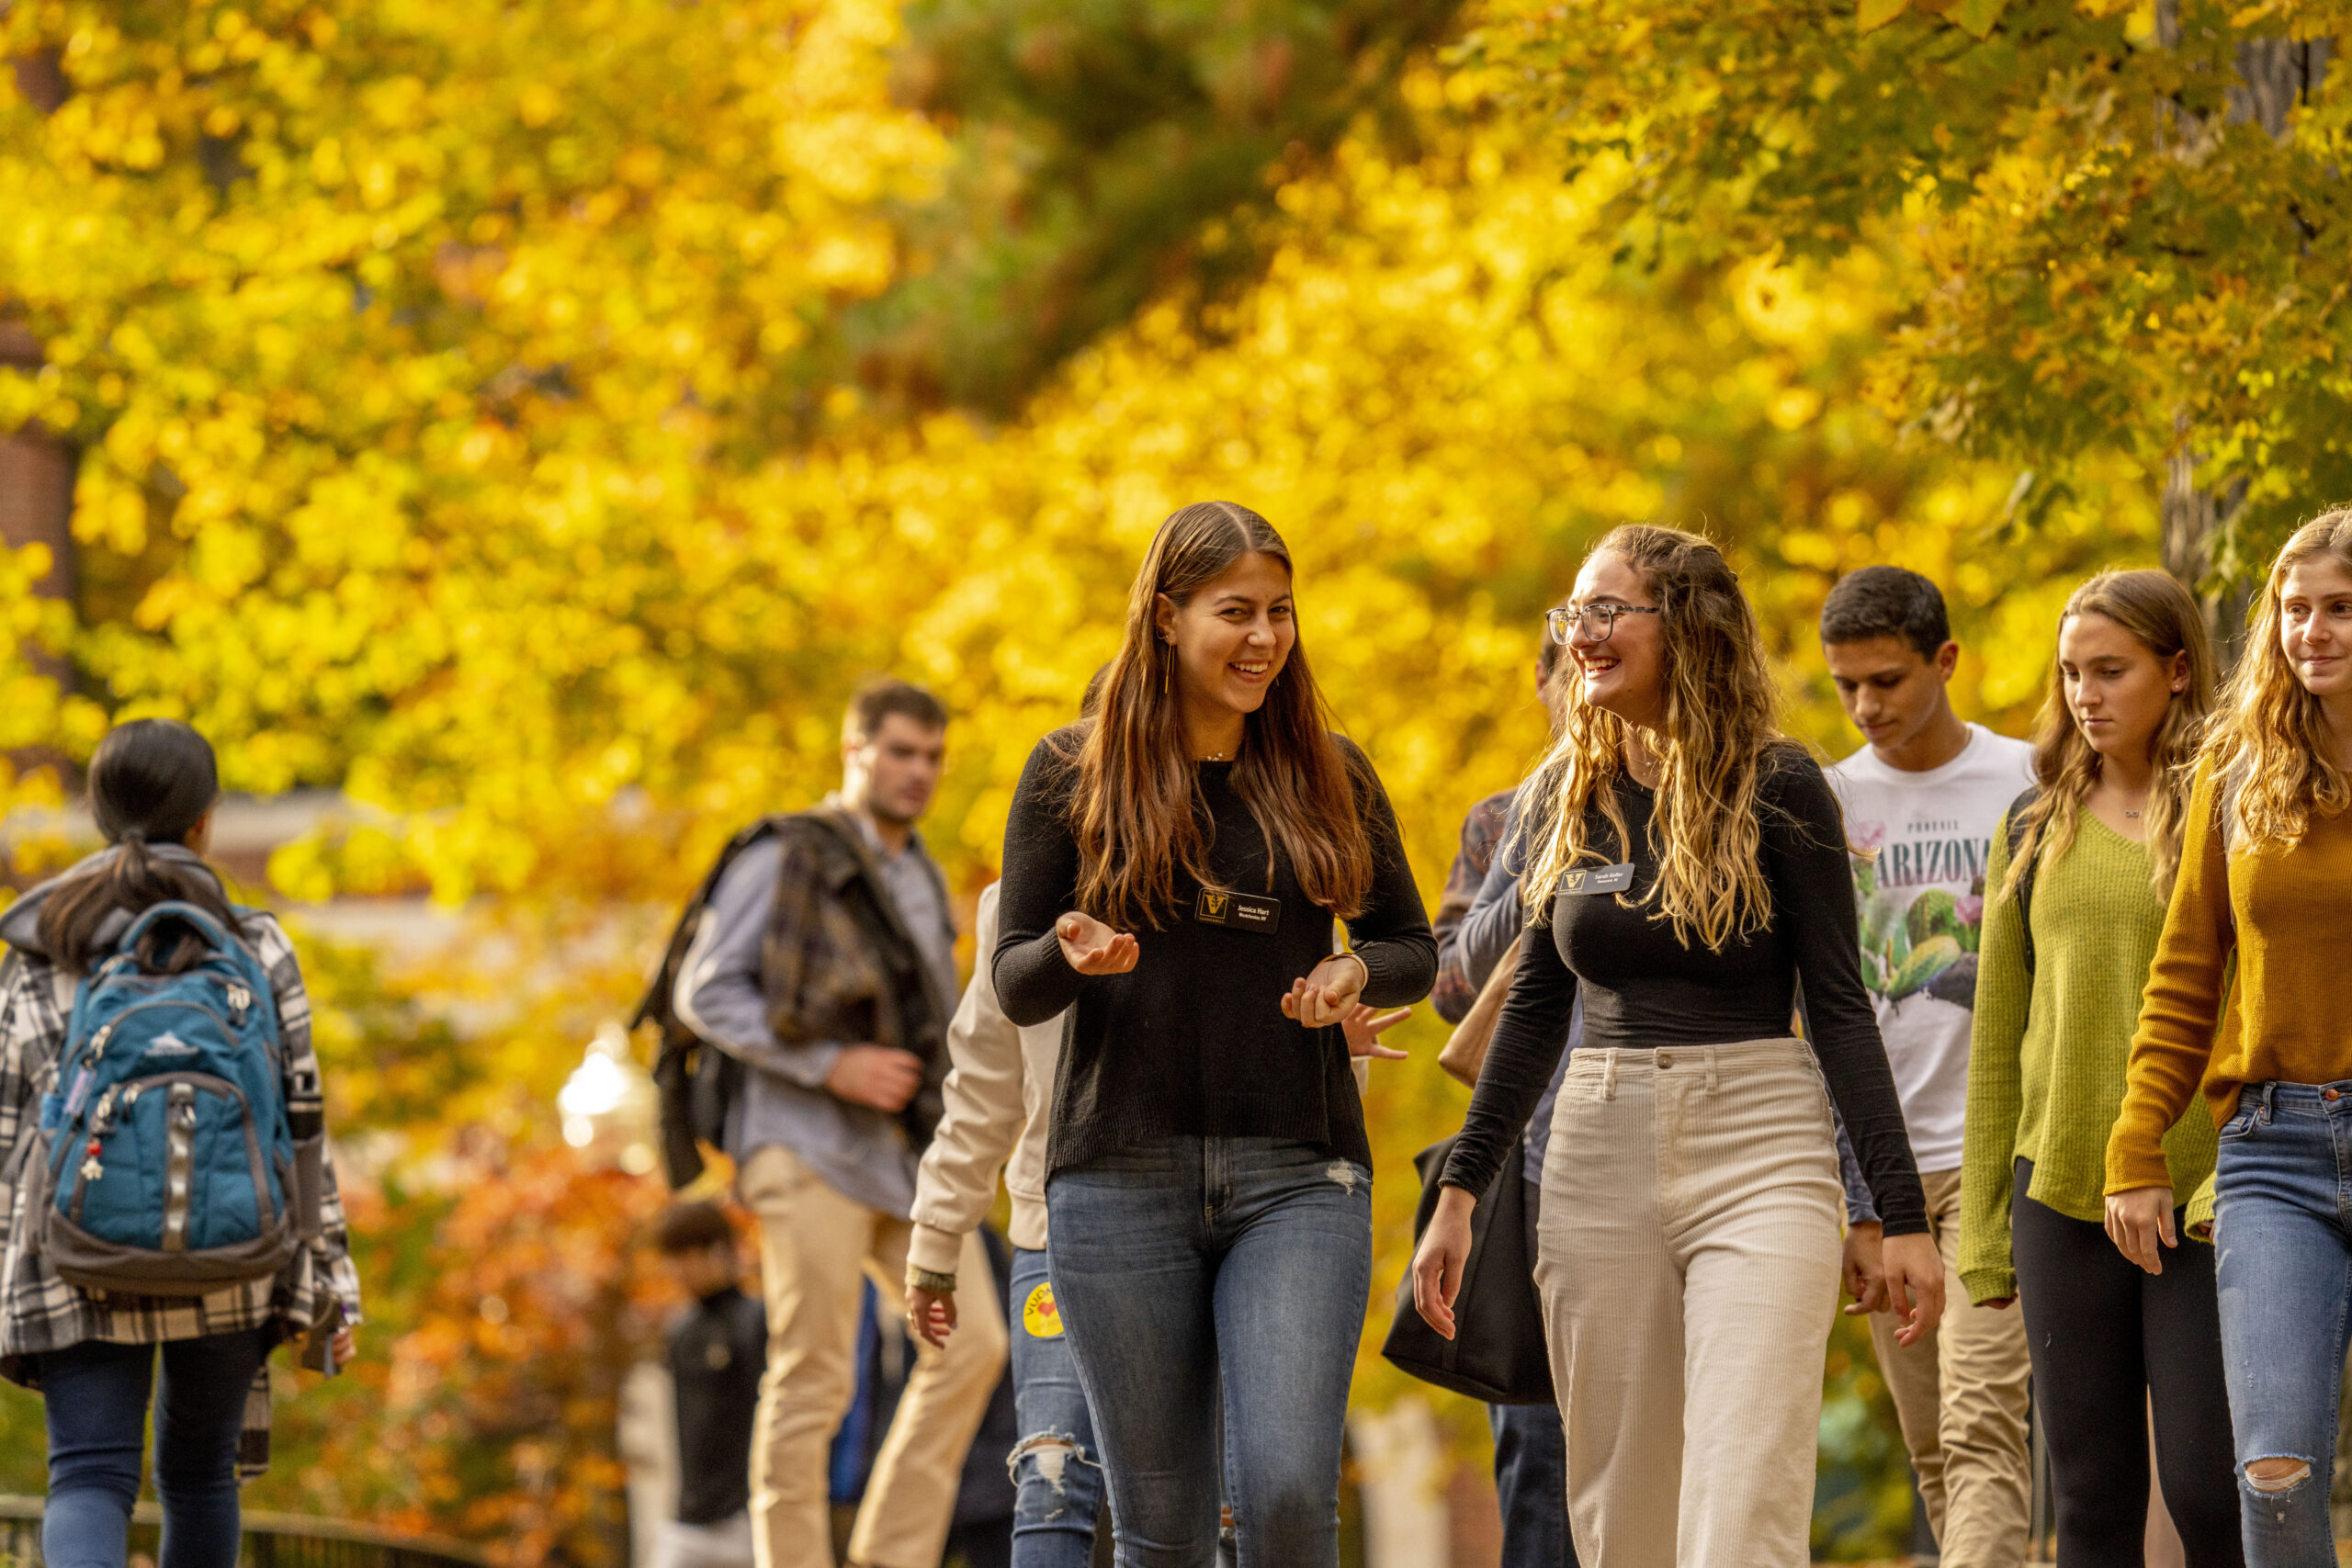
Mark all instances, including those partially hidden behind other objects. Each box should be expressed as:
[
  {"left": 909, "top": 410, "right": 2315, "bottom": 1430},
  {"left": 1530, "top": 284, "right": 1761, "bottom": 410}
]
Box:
[
  {"left": 993, "top": 728, "right": 1437, "bottom": 1176},
  {"left": 1439, "top": 744, "right": 1928, "bottom": 1235}
]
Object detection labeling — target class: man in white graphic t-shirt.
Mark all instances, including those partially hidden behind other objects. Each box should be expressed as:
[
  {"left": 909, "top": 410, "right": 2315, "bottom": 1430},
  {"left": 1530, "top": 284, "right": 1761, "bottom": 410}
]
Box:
[{"left": 1822, "top": 566, "right": 2034, "bottom": 1568}]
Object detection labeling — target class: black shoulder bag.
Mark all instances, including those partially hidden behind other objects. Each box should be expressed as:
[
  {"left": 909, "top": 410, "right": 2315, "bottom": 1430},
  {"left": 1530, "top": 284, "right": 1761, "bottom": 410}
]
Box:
[{"left": 1380, "top": 1134, "right": 1554, "bottom": 1405}]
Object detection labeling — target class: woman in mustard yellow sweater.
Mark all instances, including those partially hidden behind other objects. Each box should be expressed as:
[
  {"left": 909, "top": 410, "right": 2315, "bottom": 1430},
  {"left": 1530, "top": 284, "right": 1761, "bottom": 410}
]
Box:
[
  {"left": 1962, "top": 570, "right": 2235, "bottom": 1565},
  {"left": 2106, "top": 513, "right": 2352, "bottom": 1568}
]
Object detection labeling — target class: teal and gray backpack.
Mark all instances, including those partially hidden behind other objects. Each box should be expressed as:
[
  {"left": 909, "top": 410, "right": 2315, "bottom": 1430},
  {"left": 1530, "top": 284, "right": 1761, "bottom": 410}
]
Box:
[{"left": 33, "top": 900, "right": 321, "bottom": 1296}]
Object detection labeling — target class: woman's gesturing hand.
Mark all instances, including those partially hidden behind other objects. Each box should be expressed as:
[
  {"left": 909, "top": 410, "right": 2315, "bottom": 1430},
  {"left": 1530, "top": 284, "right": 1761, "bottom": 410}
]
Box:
[
  {"left": 1410, "top": 1186, "right": 1478, "bottom": 1339},
  {"left": 1283, "top": 953, "right": 1369, "bottom": 1028},
  {"left": 1342, "top": 1004, "right": 1411, "bottom": 1061},
  {"left": 2105, "top": 1185, "right": 2177, "bottom": 1276},
  {"left": 1879, "top": 1232, "right": 1946, "bottom": 1348},
  {"left": 1057, "top": 911, "right": 1138, "bottom": 976}
]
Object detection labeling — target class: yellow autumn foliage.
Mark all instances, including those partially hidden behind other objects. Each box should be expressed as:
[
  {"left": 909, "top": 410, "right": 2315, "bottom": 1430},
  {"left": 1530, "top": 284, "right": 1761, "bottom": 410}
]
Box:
[{"left": 3, "top": 6, "right": 2173, "bottom": 1552}]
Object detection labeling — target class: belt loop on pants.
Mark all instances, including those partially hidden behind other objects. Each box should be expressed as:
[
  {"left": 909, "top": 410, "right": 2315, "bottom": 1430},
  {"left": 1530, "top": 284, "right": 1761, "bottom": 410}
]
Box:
[
  {"left": 1703, "top": 1045, "right": 1719, "bottom": 1097},
  {"left": 2258, "top": 1080, "right": 2278, "bottom": 1125},
  {"left": 1600, "top": 1049, "right": 1619, "bottom": 1103}
]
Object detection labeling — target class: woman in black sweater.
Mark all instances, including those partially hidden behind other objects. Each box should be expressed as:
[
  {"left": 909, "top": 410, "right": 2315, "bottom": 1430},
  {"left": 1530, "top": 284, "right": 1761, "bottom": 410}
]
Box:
[
  {"left": 993, "top": 501, "right": 1434, "bottom": 1568},
  {"left": 1411, "top": 525, "right": 1940, "bottom": 1568}
]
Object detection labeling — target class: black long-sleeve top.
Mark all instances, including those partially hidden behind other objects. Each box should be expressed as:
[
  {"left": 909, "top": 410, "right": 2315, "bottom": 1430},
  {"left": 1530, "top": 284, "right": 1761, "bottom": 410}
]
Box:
[
  {"left": 994, "top": 728, "right": 1437, "bottom": 1176},
  {"left": 1439, "top": 744, "right": 1928, "bottom": 1235}
]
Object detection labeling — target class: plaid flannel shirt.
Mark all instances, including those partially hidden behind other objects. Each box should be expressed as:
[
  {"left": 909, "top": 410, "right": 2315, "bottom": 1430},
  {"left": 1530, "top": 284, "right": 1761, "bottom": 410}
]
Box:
[
  {"left": 0, "top": 909, "right": 363, "bottom": 1477},
  {"left": 1430, "top": 788, "right": 1515, "bottom": 1025}
]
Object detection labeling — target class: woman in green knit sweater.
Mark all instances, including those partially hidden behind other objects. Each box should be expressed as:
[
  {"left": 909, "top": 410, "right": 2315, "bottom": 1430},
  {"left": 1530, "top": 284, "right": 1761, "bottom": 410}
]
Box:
[{"left": 1959, "top": 569, "right": 2239, "bottom": 1566}]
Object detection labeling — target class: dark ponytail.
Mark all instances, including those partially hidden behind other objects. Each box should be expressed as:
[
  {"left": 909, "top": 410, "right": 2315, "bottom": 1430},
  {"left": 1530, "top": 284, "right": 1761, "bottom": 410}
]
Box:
[{"left": 38, "top": 719, "right": 239, "bottom": 975}]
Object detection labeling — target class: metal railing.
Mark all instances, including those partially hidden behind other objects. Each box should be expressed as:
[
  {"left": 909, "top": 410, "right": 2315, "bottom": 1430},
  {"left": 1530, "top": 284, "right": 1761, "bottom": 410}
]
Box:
[{"left": 0, "top": 1497, "right": 487, "bottom": 1568}]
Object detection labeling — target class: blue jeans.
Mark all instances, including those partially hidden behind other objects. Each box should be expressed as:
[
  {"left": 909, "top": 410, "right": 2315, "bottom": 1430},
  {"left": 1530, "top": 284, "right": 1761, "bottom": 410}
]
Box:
[
  {"left": 1046, "top": 1136, "right": 1372, "bottom": 1568},
  {"left": 1489, "top": 1403, "right": 1575, "bottom": 1568},
  {"left": 2213, "top": 1081, "right": 2352, "bottom": 1568},
  {"left": 38, "top": 1327, "right": 272, "bottom": 1568},
  {"left": 1009, "top": 1244, "right": 1107, "bottom": 1568}
]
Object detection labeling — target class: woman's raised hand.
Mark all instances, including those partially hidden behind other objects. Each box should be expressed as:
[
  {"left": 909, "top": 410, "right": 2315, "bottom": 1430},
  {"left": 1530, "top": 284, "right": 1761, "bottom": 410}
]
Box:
[
  {"left": 1341, "top": 1004, "right": 1411, "bottom": 1061},
  {"left": 1057, "top": 910, "right": 1138, "bottom": 976},
  {"left": 1282, "top": 953, "right": 1369, "bottom": 1028}
]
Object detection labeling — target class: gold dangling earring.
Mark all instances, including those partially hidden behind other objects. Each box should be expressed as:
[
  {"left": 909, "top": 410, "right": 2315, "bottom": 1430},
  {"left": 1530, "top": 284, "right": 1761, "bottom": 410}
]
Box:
[{"left": 1161, "top": 638, "right": 1171, "bottom": 696}]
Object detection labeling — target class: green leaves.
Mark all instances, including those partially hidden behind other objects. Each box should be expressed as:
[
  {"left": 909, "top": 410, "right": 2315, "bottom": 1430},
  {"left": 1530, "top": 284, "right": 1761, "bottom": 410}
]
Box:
[{"left": 1486, "top": 0, "right": 2352, "bottom": 567}]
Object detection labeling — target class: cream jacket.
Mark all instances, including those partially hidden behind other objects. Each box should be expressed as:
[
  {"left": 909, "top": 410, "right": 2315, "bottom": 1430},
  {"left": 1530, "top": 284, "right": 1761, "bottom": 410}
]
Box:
[{"left": 908, "top": 883, "right": 1066, "bottom": 1274}]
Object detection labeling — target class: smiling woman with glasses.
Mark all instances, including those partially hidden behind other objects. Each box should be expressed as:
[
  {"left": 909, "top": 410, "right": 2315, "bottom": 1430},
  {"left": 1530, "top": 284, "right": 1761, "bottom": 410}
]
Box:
[{"left": 1412, "top": 524, "right": 1938, "bottom": 1568}]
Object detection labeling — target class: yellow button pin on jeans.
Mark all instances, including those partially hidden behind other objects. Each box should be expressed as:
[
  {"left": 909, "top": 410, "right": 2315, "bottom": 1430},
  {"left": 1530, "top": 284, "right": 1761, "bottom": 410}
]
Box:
[{"left": 1022, "top": 1280, "right": 1065, "bottom": 1339}]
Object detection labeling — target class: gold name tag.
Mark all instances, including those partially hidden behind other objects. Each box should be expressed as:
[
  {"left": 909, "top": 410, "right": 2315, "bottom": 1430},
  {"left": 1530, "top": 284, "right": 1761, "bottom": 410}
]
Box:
[
  {"left": 1195, "top": 889, "right": 1282, "bottom": 932},
  {"left": 1560, "top": 863, "right": 1635, "bottom": 896}
]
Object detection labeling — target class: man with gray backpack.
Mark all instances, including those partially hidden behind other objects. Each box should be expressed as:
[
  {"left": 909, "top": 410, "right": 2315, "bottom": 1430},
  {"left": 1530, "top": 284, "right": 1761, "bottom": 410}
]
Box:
[
  {"left": 635, "top": 677, "right": 1005, "bottom": 1568},
  {"left": 0, "top": 718, "right": 361, "bottom": 1568}
]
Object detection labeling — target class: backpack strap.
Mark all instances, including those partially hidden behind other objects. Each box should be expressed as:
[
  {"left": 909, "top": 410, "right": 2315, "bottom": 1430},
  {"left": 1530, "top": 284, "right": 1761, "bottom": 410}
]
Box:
[
  {"left": 107, "top": 900, "right": 274, "bottom": 998},
  {"left": 2005, "top": 786, "right": 2042, "bottom": 979},
  {"left": 629, "top": 817, "right": 791, "bottom": 1038}
]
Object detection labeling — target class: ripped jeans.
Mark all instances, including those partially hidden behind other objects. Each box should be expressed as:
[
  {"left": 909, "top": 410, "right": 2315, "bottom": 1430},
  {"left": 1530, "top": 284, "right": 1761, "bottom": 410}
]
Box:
[
  {"left": 1008, "top": 1244, "right": 1107, "bottom": 1568},
  {"left": 2212, "top": 1080, "right": 2352, "bottom": 1568},
  {"left": 1046, "top": 1136, "right": 1372, "bottom": 1568}
]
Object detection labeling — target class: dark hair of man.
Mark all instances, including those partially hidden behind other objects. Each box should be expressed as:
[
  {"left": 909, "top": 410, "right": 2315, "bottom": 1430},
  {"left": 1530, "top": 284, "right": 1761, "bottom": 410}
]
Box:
[
  {"left": 842, "top": 676, "right": 948, "bottom": 747},
  {"left": 1819, "top": 565, "right": 1951, "bottom": 661},
  {"left": 1537, "top": 605, "right": 1569, "bottom": 684},
  {"left": 1062, "top": 501, "right": 1375, "bottom": 931},
  {"left": 652, "top": 1200, "right": 737, "bottom": 1256},
  {"left": 39, "top": 718, "right": 240, "bottom": 976}
]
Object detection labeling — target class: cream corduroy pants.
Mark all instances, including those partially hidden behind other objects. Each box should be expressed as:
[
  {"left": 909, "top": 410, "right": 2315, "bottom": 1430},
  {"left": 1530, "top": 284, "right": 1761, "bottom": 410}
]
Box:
[{"left": 1534, "top": 1037, "right": 1846, "bottom": 1568}]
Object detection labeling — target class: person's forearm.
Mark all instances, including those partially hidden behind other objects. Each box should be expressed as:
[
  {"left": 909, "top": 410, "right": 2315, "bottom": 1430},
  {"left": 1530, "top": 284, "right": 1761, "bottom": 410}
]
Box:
[
  {"left": 995, "top": 746, "right": 1092, "bottom": 1026},
  {"left": 2106, "top": 780, "right": 2232, "bottom": 1190},
  {"left": 1456, "top": 881, "right": 1525, "bottom": 995},
  {"left": 1347, "top": 781, "right": 1438, "bottom": 1008},
  {"left": 1439, "top": 938, "right": 1576, "bottom": 1199},
  {"left": 909, "top": 1046, "right": 1028, "bottom": 1256},
  {"left": 1772, "top": 767, "right": 1927, "bottom": 1234}
]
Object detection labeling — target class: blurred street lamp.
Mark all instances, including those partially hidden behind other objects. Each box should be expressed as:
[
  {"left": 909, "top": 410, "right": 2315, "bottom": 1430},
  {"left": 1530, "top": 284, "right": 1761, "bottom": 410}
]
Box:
[{"left": 558, "top": 1020, "right": 660, "bottom": 1174}]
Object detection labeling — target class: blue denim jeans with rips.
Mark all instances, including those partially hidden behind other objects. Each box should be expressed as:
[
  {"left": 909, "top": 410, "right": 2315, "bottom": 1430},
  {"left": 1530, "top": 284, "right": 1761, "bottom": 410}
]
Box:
[
  {"left": 1046, "top": 1135, "right": 1372, "bottom": 1568},
  {"left": 2212, "top": 1080, "right": 2352, "bottom": 1568},
  {"left": 1009, "top": 1244, "right": 1106, "bottom": 1568}
]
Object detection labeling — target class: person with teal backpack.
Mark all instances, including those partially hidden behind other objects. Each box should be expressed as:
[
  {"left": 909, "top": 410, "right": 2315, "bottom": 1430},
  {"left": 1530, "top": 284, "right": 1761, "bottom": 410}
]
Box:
[{"left": 0, "top": 719, "right": 361, "bottom": 1568}]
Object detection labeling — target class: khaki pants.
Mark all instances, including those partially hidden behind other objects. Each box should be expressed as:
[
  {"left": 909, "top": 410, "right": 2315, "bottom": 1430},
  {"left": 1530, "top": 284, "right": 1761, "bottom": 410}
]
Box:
[
  {"left": 1535, "top": 1039, "right": 1845, "bottom": 1568},
  {"left": 739, "top": 1144, "right": 1009, "bottom": 1568},
  {"left": 1864, "top": 1166, "right": 2031, "bottom": 1568}
]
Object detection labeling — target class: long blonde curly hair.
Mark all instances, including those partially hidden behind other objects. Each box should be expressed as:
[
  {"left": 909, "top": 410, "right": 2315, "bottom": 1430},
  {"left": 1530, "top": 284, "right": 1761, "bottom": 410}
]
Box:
[
  {"left": 1999, "top": 570, "right": 2215, "bottom": 908},
  {"left": 2201, "top": 510, "right": 2352, "bottom": 852},
  {"left": 1520, "top": 525, "right": 1783, "bottom": 952}
]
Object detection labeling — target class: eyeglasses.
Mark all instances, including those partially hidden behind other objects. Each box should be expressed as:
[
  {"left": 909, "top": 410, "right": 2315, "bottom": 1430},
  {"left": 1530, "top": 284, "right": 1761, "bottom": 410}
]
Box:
[{"left": 1547, "top": 604, "right": 1662, "bottom": 645}]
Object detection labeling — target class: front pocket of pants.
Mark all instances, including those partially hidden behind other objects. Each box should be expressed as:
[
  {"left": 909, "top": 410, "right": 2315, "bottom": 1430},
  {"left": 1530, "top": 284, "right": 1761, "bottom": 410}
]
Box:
[{"left": 2218, "top": 1108, "right": 2259, "bottom": 1142}]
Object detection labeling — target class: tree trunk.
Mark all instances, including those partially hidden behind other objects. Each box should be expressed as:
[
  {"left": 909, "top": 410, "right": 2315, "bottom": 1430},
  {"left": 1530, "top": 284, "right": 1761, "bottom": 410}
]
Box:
[
  {"left": 2160, "top": 435, "right": 2252, "bottom": 665},
  {"left": 2150, "top": 6, "right": 2327, "bottom": 663}
]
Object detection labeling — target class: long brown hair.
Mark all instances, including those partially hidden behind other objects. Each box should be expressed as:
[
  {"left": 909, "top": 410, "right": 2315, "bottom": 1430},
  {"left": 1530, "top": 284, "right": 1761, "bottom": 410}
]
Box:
[
  {"left": 1066, "top": 502, "right": 1374, "bottom": 929},
  {"left": 1520, "top": 525, "right": 1784, "bottom": 951},
  {"left": 2000, "top": 570, "right": 2215, "bottom": 906},
  {"left": 2203, "top": 510, "right": 2352, "bottom": 851},
  {"left": 38, "top": 718, "right": 239, "bottom": 975}
]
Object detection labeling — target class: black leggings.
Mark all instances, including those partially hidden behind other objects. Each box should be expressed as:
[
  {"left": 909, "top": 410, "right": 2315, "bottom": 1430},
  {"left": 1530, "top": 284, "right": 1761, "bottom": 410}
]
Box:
[{"left": 2011, "top": 1158, "right": 2242, "bottom": 1568}]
